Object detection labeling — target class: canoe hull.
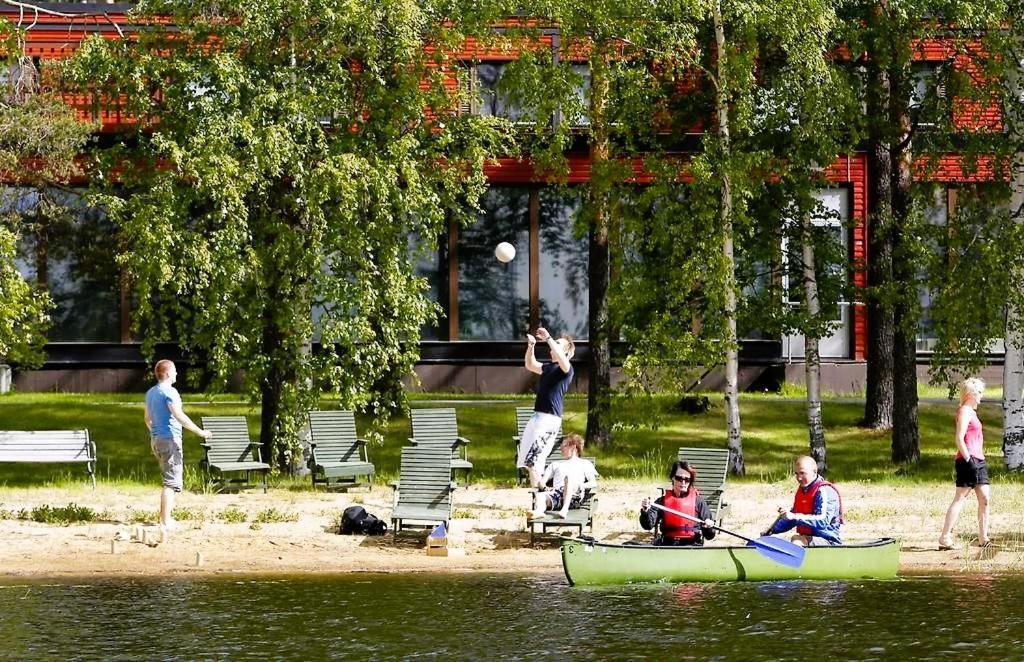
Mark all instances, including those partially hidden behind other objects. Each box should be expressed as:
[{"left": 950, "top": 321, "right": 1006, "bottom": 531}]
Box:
[{"left": 560, "top": 537, "right": 900, "bottom": 586}]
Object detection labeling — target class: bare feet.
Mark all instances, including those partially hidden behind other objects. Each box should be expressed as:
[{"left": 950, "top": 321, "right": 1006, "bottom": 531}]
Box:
[
  {"left": 526, "top": 510, "right": 546, "bottom": 521},
  {"left": 938, "top": 536, "right": 955, "bottom": 550}
]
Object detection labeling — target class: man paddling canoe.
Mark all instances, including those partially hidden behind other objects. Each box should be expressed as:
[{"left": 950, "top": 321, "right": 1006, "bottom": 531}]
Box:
[{"left": 763, "top": 456, "right": 843, "bottom": 546}]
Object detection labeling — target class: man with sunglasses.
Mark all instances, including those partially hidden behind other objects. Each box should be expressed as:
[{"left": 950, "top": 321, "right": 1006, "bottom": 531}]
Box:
[{"left": 639, "top": 461, "right": 717, "bottom": 546}]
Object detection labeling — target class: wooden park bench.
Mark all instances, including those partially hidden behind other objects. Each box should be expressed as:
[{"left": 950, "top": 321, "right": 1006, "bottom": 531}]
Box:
[
  {"left": 409, "top": 408, "right": 472, "bottom": 483},
  {"left": 676, "top": 446, "right": 731, "bottom": 522},
  {"left": 199, "top": 416, "right": 271, "bottom": 493},
  {"left": 0, "top": 430, "right": 97, "bottom": 488},
  {"left": 390, "top": 445, "right": 456, "bottom": 536},
  {"left": 307, "top": 410, "right": 375, "bottom": 489}
]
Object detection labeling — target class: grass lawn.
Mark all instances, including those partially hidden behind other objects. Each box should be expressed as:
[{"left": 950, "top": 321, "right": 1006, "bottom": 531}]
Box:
[{"left": 0, "top": 391, "right": 1017, "bottom": 489}]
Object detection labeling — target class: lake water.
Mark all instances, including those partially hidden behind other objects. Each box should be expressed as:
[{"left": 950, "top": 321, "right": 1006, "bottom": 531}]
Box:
[{"left": 2, "top": 572, "right": 1022, "bottom": 660}]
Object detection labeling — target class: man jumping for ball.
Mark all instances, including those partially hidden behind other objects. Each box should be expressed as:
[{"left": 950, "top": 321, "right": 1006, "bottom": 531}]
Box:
[{"left": 516, "top": 326, "right": 575, "bottom": 488}]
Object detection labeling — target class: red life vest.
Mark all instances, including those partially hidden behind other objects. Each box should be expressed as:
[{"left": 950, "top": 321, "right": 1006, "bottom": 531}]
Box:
[
  {"left": 661, "top": 488, "right": 700, "bottom": 540},
  {"left": 792, "top": 478, "right": 844, "bottom": 536}
]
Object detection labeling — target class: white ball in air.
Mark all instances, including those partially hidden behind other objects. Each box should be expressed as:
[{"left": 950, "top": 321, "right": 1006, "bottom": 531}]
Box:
[{"left": 495, "top": 242, "right": 516, "bottom": 263}]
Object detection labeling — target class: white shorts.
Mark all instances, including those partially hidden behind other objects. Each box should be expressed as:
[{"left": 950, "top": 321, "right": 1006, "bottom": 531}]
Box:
[{"left": 517, "top": 411, "right": 562, "bottom": 472}]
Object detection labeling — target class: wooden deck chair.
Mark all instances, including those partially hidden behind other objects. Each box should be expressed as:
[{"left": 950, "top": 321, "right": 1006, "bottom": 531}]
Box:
[
  {"left": 409, "top": 408, "right": 472, "bottom": 482},
  {"left": 199, "top": 416, "right": 271, "bottom": 493},
  {"left": 307, "top": 410, "right": 375, "bottom": 489},
  {"left": 390, "top": 445, "right": 456, "bottom": 536},
  {"left": 527, "top": 456, "right": 598, "bottom": 544},
  {"left": 676, "top": 446, "right": 731, "bottom": 521},
  {"left": 512, "top": 406, "right": 564, "bottom": 485}
]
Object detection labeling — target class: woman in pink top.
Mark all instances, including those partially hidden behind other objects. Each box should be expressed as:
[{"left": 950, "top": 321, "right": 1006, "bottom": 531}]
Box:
[{"left": 938, "top": 377, "right": 990, "bottom": 549}]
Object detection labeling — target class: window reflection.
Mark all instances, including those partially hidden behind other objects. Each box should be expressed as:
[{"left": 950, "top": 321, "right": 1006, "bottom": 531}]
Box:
[
  {"left": 5, "top": 187, "right": 119, "bottom": 342},
  {"left": 473, "top": 63, "right": 531, "bottom": 122},
  {"left": 458, "top": 186, "right": 529, "bottom": 339},
  {"left": 539, "top": 187, "right": 588, "bottom": 338},
  {"left": 410, "top": 230, "right": 446, "bottom": 340}
]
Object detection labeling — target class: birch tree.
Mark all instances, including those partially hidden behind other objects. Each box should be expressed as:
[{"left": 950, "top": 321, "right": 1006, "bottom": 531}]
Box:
[
  {"left": 478, "top": 0, "right": 687, "bottom": 448},
  {"left": 61, "top": 0, "right": 509, "bottom": 468},
  {"left": 1001, "top": 3, "right": 1024, "bottom": 470}
]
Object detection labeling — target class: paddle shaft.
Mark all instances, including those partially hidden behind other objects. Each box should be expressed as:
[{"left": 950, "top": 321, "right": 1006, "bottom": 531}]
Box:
[{"left": 649, "top": 502, "right": 760, "bottom": 545}]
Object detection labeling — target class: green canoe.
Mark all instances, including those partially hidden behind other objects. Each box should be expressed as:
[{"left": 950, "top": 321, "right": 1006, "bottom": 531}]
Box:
[{"left": 560, "top": 537, "right": 900, "bottom": 586}]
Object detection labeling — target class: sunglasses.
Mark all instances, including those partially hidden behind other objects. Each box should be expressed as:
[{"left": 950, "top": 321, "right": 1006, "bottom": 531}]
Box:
[{"left": 672, "top": 474, "right": 692, "bottom": 483}]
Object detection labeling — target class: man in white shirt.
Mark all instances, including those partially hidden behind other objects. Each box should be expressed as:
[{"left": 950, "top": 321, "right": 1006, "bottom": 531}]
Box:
[{"left": 528, "top": 433, "right": 598, "bottom": 519}]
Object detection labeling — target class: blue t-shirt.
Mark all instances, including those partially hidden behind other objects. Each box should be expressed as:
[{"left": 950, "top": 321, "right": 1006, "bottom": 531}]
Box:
[
  {"left": 534, "top": 361, "right": 574, "bottom": 417},
  {"left": 146, "top": 382, "right": 182, "bottom": 439}
]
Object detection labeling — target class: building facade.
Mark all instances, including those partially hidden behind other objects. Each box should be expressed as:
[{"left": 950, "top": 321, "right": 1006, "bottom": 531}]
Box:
[{"left": 2, "top": 3, "right": 1008, "bottom": 392}]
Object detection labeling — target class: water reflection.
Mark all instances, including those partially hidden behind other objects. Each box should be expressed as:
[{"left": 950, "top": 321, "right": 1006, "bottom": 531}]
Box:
[{"left": 1, "top": 573, "right": 1022, "bottom": 659}]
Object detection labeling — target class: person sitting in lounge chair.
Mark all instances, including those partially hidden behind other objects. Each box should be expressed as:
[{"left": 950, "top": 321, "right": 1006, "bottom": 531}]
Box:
[
  {"left": 528, "top": 433, "right": 597, "bottom": 520},
  {"left": 640, "top": 461, "right": 717, "bottom": 546}
]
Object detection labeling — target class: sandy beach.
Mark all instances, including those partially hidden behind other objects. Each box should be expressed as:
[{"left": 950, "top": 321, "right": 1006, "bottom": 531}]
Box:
[{"left": 1, "top": 480, "right": 1021, "bottom": 578}]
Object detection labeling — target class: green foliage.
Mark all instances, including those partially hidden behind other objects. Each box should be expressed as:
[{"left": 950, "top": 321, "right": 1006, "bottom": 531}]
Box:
[
  {"left": 217, "top": 506, "right": 248, "bottom": 523},
  {"left": 837, "top": 1, "right": 1013, "bottom": 391},
  {"left": 59, "top": 0, "right": 512, "bottom": 466},
  {"left": 0, "top": 36, "right": 94, "bottom": 366},
  {"left": 0, "top": 222, "right": 50, "bottom": 366},
  {"left": 128, "top": 508, "right": 159, "bottom": 523},
  {"left": 23, "top": 503, "right": 101, "bottom": 525},
  {"left": 252, "top": 507, "right": 299, "bottom": 524}
]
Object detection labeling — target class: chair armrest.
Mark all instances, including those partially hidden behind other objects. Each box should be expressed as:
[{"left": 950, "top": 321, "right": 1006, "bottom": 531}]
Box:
[
  {"left": 448, "top": 481, "right": 458, "bottom": 491},
  {"left": 355, "top": 438, "right": 370, "bottom": 446},
  {"left": 513, "top": 435, "right": 521, "bottom": 443},
  {"left": 389, "top": 481, "right": 400, "bottom": 491},
  {"left": 455, "top": 436, "right": 471, "bottom": 446},
  {"left": 200, "top": 442, "right": 213, "bottom": 450},
  {"left": 407, "top": 437, "right": 419, "bottom": 445},
  {"left": 308, "top": 440, "right": 318, "bottom": 448}
]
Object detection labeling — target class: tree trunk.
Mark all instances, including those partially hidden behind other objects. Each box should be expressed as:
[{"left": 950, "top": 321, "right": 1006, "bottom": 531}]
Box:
[
  {"left": 259, "top": 369, "right": 283, "bottom": 473},
  {"left": 258, "top": 301, "right": 297, "bottom": 473},
  {"left": 864, "top": 60, "right": 895, "bottom": 430},
  {"left": 585, "top": 45, "right": 612, "bottom": 448},
  {"left": 890, "top": 89, "right": 920, "bottom": 464},
  {"left": 1002, "top": 38, "right": 1024, "bottom": 471},
  {"left": 713, "top": 0, "right": 744, "bottom": 476},
  {"left": 801, "top": 210, "right": 826, "bottom": 471},
  {"left": 1003, "top": 321, "right": 1024, "bottom": 470}
]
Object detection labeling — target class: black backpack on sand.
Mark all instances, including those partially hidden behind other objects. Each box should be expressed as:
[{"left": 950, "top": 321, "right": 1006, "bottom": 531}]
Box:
[{"left": 340, "top": 505, "right": 388, "bottom": 536}]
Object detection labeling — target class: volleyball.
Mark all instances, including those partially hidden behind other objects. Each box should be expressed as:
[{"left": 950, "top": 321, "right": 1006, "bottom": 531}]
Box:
[{"left": 495, "top": 242, "right": 516, "bottom": 263}]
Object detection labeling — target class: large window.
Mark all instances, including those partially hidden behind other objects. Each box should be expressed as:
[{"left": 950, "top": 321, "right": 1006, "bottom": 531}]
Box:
[
  {"left": 470, "top": 63, "right": 532, "bottom": 123},
  {"left": 457, "top": 186, "right": 530, "bottom": 340},
  {"left": 539, "top": 187, "right": 588, "bottom": 337},
  {"left": 917, "top": 187, "right": 948, "bottom": 351},
  {"left": 918, "top": 184, "right": 1010, "bottom": 354},
  {"left": 910, "top": 62, "right": 946, "bottom": 129},
  {"left": 6, "top": 187, "right": 120, "bottom": 342},
  {"left": 410, "top": 231, "right": 447, "bottom": 341},
  {"left": 781, "top": 188, "right": 851, "bottom": 358}
]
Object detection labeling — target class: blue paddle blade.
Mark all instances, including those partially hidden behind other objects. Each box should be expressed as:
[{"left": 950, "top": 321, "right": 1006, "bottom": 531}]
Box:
[{"left": 749, "top": 536, "right": 807, "bottom": 569}]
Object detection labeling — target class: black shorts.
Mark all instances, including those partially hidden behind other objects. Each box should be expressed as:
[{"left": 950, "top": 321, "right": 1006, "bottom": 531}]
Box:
[{"left": 954, "top": 457, "right": 989, "bottom": 488}]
